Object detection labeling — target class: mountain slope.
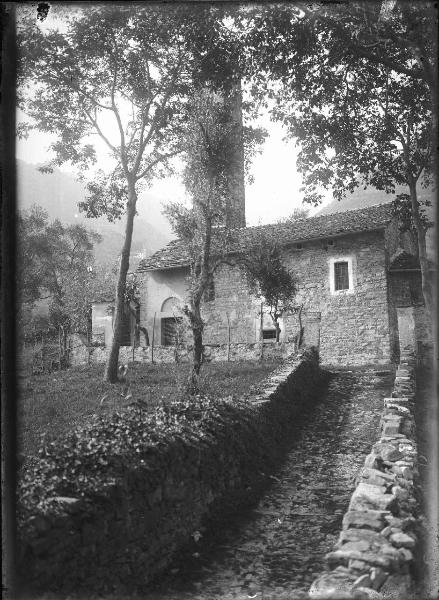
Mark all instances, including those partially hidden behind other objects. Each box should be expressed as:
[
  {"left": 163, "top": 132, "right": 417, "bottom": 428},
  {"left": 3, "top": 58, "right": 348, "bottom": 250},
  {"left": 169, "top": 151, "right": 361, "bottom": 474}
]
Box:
[
  {"left": 317, "top": 186, "right": 404, "bottom": 216},
  {"left": 17, "top": 159, "right": 174, "bottom": 265}
]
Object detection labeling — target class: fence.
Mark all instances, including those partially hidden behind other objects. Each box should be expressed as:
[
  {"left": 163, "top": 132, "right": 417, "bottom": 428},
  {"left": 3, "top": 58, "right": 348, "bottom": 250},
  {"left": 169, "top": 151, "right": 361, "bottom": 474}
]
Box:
[
  {"left": 18, "top": 331, "right": 300, "bottom": 377},
  {"left": 68, "top": 333, "right": 299, "bottom": 368}
]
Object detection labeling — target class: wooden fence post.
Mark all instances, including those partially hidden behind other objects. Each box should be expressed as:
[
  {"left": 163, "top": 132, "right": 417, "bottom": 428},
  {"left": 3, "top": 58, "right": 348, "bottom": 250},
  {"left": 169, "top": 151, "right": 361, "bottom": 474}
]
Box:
[
  {"left": 58, "top": 327, "right": 62, "bottom": 369},
  {"left": 226, "top": 312, "right": 231, "bottom": 362},
  {"left": 151, "top": 312, "right": 156, "bottom": 364}
]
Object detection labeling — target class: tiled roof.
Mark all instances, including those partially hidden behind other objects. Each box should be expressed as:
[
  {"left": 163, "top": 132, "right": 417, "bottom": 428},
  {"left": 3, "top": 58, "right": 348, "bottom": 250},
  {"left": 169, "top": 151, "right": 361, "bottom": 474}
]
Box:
[{"left": 138, "top": 203, "right": 394, "bottom": 272}]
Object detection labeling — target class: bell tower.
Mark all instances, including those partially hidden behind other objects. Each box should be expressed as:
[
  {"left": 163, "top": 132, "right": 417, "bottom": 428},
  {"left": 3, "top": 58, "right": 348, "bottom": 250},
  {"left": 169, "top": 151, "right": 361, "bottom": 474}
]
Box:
[{"left": 224, "top": 82, "right": 246, "bottom": 229}]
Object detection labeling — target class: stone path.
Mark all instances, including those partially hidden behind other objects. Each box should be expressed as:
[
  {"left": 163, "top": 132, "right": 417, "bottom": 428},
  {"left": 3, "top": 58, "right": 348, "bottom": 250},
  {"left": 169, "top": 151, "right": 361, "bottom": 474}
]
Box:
[{"left": 145, "top": 368, "right": 393, "bottom": 600}]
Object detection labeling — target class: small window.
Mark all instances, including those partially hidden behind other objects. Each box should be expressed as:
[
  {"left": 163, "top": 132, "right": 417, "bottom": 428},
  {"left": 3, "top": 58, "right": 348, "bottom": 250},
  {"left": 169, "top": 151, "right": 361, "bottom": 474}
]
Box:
[
  {"left": 262, "top": 329, "right": 277, "bottom": 340},
  {"left": 334, "top": 261, "right": 350, "bottom": 291},
  {"left": 329, "top": 257, "right": 354, "bottom": 294}
]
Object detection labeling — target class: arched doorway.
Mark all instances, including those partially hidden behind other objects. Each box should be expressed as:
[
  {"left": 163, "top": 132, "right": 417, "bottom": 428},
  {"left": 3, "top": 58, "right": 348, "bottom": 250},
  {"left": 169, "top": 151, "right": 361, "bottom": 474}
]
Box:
[{"left": 160, "top": 297, "right": 184, "bottom": 346}]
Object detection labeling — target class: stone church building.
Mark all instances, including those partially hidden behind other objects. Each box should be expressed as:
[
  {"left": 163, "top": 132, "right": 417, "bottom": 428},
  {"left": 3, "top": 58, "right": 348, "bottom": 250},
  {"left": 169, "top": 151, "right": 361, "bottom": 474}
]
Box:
[
  {"left": 90, "top": 89, "right": 431, "bottom": 367},
  {"left": 135, "top": 201, "right": 429, "bottom": 367}
]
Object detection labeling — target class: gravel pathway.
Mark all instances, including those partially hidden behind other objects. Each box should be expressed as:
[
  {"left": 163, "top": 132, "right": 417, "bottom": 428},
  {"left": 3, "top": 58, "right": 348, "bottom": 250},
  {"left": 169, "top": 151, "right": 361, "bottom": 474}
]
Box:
[{"left": 145, "top": 368, "right": 393, "bottom": 600}]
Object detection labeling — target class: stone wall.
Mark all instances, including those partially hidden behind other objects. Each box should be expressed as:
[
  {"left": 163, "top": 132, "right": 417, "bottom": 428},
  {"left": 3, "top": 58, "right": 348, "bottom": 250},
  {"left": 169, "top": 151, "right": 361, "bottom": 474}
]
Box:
[
  {"left": 309, "top": 348, "right": 420, "bottom": 599},
  {"left": 281, "top": 231, "right": 392, "bottom": 366},
  {"left": 137, "top": 230, "right": 394, "bottom": 367},
  {"left": 388, "top": 272, "right": 423, "bottom": 308},
  {"left": 202, "top": 263, "right": 262, "bottom": 344},
  {"left": 384, "top": 218, "right": 418, "bottom": 259},
  {"left": 69, "top": 333, "right": 297, "bottom": 366},
  {"left": 18, "top": 349, "right": 326, "bottom": 596},
  {"left": 387, "top": 269, "right": 432, "bottom": 366}
]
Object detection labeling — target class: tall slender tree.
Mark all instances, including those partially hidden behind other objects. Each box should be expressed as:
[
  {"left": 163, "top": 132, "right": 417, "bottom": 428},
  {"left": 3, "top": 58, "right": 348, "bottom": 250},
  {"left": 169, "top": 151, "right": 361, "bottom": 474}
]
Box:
[
  {"left": 17, "top": 5, "right": 203, "bottom": 381},
  {"left": 164, "top": 89, "right": 247, "bottom": 393}
]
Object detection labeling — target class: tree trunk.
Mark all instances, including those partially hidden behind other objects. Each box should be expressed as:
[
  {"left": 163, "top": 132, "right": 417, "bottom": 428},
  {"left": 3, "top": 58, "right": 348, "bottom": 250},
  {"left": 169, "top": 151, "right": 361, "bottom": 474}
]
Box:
[
  {"left": 104, "top": 182, "right": 137, "bottom": 382},
  {"left": 274, "top": 320, "right": 281, "bottom": 342},
  {"left": 187, "top": 302, "right": 204, "bottom": 394},
  {"left": 407, "top": 180, "right": 434, "bottom": 317},
  {"left": 186, "top": 202, "right": 213, "bottom": 394},
  {"left": 297, "top": 304, "right": 304, "bottom": 348}
]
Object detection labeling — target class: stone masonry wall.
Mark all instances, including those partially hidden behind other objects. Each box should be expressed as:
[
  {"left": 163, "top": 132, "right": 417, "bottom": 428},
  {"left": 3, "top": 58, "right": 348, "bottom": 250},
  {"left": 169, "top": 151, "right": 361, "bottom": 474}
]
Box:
[
  {"left": 387, "top": 272, "right": 432, "bottom": 365},
  {"left": 69, "top": 333, "right": 297, "bottom": 366},
  {"left": 18, "top": 349, "right": 325, "bottom": 596},
  {"left": 202, "top": 263, "right": 261, "bottom": 344},
  {"left": 137, "top": 230, "right": 394, "bottom": 367},
  {"left": 281, "top": 231, "right": 392, "bottom": 366},
  {"left": 309, "top": 348, "right": 420, "bottom": 599}
]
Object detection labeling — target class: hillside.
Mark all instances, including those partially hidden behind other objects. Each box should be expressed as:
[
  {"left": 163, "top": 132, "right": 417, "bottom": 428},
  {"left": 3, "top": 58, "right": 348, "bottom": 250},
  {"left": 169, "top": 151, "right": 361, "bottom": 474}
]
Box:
[
  {"left": 317, "top": 185, "right": 405, "bottom": 216},
  {"left": 17, "top": 159, "right": 174, "bottom": 266}
]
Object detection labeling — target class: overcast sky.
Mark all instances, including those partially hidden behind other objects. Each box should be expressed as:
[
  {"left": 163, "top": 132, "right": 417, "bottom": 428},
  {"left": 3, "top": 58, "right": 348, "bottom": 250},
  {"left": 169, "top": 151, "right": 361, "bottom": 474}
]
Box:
[
  {"left": 16, "top": 114, "right": 332, "bottom": 227},
  {"left": 15, "top": 4, "right": 332, "bottom": 226}
]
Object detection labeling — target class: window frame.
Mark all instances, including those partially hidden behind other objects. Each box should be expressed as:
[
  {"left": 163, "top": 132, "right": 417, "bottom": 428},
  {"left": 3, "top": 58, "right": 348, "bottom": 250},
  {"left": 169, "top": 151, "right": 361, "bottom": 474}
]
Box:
[
  {"left": 329, "top": 256, "right": 355, "bottom": 295},
  {"left": 262, "top": 328, "right": 277, "bottom": 342}
]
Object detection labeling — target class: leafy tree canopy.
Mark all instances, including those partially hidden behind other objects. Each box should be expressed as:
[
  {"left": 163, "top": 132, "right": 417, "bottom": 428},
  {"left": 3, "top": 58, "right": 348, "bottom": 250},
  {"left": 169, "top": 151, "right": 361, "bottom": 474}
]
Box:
[
  {"left": 17, "top": 5, "right": 204, "bottom": 216},
  {"left": 241, "top": 1, "right": 436, "bottom": 204},
  {"left": 18, "top": 205, "right": 103, "bottom": 334},
  {"left": 239, "top": 237, "right": 298, "bottom": 342},
  {"left": 18, "top": 205, "right": 101, "bottom": 303},
  {"left": 240, "top": 1, "right": 437, "bottom": 312}
]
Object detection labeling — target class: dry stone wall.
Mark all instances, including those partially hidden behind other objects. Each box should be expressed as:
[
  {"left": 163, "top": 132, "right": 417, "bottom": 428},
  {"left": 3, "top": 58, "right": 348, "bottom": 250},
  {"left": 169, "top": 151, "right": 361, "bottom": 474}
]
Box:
[
  {"left": 309, "top": 348, "right": 420, "bottom": 600},
  {"left": 18, "top": 349, "right": 325, "bottom": 596}
]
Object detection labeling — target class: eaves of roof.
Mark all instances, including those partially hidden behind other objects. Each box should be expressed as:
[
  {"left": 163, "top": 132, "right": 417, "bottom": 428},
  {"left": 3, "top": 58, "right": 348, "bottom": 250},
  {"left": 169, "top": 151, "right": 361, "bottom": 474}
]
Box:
[{"left": 138, "top": 203, "right": 394, "bottom": 273}]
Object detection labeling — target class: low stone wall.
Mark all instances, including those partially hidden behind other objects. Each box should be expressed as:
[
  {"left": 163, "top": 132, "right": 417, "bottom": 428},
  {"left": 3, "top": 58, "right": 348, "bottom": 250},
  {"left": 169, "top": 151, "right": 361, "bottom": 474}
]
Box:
[
  {"left": 69, "top": 333, "right": 296, "bottom": 366},
  {"left": 309, "top": 348, "right": 420, "bottom": 599},
  {"left": 18, "top": 348, "right": 325, "bottom": 596}
]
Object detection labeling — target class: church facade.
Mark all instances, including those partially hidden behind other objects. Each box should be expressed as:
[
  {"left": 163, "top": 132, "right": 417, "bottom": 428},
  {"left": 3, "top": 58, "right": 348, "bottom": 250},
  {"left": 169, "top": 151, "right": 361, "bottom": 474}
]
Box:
[{"left": 136, "top": 203, "right": 428, "bottom": 367}]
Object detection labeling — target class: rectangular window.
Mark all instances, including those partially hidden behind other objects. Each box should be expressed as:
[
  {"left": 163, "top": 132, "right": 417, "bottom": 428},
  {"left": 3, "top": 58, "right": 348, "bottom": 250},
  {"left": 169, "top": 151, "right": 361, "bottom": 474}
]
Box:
[
  {"left": 262, "top": 329, "right": 277, "bottom": 340},
  {"left": 334, "top": 261, "right": 350, "bottom": 291}
]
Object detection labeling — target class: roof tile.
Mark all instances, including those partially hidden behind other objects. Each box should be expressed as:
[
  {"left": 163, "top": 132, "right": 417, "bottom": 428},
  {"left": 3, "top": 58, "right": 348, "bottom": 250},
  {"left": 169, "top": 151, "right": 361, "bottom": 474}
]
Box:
[{"left": 138, "top": 203, "right": 394, "bottom": 272}]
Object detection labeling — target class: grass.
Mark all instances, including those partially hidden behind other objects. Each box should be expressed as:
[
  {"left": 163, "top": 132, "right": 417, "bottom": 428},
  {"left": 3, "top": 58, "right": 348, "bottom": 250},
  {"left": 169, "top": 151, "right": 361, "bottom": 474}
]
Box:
[{"left": 18, "top": 360, "right": 278, "bottom": 461}]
